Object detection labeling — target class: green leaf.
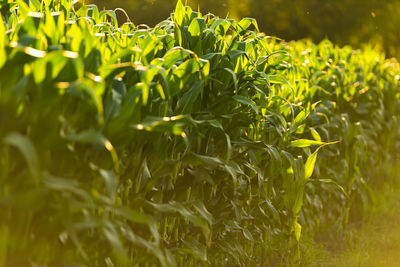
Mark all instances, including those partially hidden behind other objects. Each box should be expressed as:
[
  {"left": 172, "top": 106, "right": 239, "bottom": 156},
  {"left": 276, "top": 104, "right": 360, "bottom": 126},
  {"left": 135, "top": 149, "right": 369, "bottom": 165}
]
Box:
[
  {"left": 112, "top": 206, "right": 154, "bottom": 225},
  {"left": 173, "top": 0, "right": 185, "bottom": 26},
  {"left": 290, "top": 139, "right": 325, "bottom": 148},
  {"left": 140, "top": 66, "right": 159, "bottom": 104},
  {"left": 238, "top": 17, "right": 259, "bottom": 32},
  {"left": 132, "top": 116, "right": 186, "bottom": 135},
  {"left": 294, "top": 221, "right": 302, "bottom": 242},
  {"left": 66, "top": 129, "right": 107, "bottom": 146},
  {"left": 188, "top": 17, "right": 205, "bottom": 37},
  {"left": 43, "top": 173, "right": 91, "bottom": 200},
  {"left": 242, "top": 228, "right": 254, "bottom": 241},
  {"left": 293, "top": 109, "right": 309, "bottom": 128},
  {"left": 226, "top": 49, "right": 247, "bottom": 61},
  {"left": 0, "top": 15, "right": 6, "bottom": 68},
  {"left": 268, "top": 74, "right": 289, "bottom": 85},
  {"left": 319, "top": 179, "right": 348, "bottom": 196},
  {"left": 99, "top": 10, "right": 118, "bottom": 28},
  {"left": 3, "top": 133, "right": 40, "bottom": 183},
  {"left": 224, "top": 68, "right": 238, "bottom": 90},
  {"left": 176, "top": 80, "right": 203, "bottom": 113},
  {"left": 182, "top": 237, "right": 208, "bottom": 262},
  {"left": 233, "top": 95, "right": 259, "bottom": 114},
  {"left": 310, "top": 128, "right": 322, "bottom": 142},
  {"left": 193, "top": 201, "right": 214, "bottom": 225},
  {"left": 163, "top": 47, "right": 192, "bottom": 68},
  {"left": 183, "top": 152, "right": 224, "bottom": 167},
  {"left": 305, "top": 150, "right": 318, "bottom": 180}
]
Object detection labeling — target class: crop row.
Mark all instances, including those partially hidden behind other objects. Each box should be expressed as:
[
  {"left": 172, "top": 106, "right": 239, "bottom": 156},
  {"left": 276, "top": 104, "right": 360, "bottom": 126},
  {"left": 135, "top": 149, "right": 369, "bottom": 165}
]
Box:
[{"left": 0, "top": 0, "right": 399, "bottom": 266}]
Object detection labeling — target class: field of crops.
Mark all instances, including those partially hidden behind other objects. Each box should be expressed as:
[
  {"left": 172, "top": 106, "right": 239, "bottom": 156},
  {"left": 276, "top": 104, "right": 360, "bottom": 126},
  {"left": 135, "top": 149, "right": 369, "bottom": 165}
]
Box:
[{"left": 1, "top": 0, "right": 400, "bottom": 266}]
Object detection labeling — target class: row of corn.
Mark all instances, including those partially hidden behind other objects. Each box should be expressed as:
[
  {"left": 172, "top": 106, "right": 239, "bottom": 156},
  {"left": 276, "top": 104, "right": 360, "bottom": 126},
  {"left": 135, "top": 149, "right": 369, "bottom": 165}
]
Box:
[{"left": 0, "top": 0, "right": 399, "bottom": 266}]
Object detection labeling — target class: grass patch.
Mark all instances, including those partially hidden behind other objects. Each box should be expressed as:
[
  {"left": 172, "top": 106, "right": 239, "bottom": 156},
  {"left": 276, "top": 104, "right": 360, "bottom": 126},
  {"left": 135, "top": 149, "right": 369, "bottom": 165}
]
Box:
[{"left": 303, "top": 162, "right": 400, "bottom": 266}]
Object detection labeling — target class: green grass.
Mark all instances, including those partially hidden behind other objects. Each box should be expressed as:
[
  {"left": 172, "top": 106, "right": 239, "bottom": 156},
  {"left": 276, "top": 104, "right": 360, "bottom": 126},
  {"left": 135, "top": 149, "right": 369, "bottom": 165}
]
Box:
[
  {"left": 301, "top": 163, "right": 400, "bottom": 267},
  {"left": 0, "top": 0, "right": 399, "bottom": 266}
]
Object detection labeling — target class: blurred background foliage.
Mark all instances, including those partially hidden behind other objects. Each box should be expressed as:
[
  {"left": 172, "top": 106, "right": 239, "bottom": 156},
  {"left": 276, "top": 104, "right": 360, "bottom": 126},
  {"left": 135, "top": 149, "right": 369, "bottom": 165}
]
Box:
[{"left": 93, "top": 0, "right": 400, "bottom": 58}]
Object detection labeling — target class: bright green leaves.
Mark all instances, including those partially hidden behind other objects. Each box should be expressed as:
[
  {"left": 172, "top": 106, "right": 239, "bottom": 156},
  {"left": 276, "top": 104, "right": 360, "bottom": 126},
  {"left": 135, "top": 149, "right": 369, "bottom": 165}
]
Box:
[
  {"left": 310, "top": 127, "right": 322, "bottom": 142},
  {"left": 0, "top": 15, "right": 6, "bottom": 68},
  {"left": 291, "top": 139, "right": 326, "bottom": 148},
  {"left": 210, "top": 18, "right": 230, "bottom": 36},
  {"left": 169, "top": 56, "right": 209, "bottom": 96},
  {"left": 43, "top": 0, "right": 53, "bottom": 8},
  {"left": 132, "top": 115, "right": 186, "bottom": 136},
  {"left": 43, "top": 10, "right": 66, "bottom": 45},
  {"left": 173, "top": 0, "right": 185, "bottom": 26},
  {"left": 292, "top": 139, "right": 339, "bottom": 180},
  {"left": 187, "top": 17, "right": 206, "bottom": 52},
  {"left": 304, "top": 149, "right": 318, "bottom": 180},
  {"left": 294, "top": 220, "right": 302, "bottom": 242},
  {"left": 32, "top": 50, "right": 80, "bottom": 84},
  {"left": 162, "top": 47, "right": 193, "bottom": 69},
  {"left": 238, "top": 17, "right": 259, "bottom": 33},
  {"left": 139, "top": 65, "right": 161, "bottom": 104},
  {"left": 99, "top": 9, "right": 118, "bottom": 29},
  {"left": 292, "top": 109, "right": 309, "bottom": 130},
  {"left": 188, "top": 17, "right": 205, "bottom": 37}
]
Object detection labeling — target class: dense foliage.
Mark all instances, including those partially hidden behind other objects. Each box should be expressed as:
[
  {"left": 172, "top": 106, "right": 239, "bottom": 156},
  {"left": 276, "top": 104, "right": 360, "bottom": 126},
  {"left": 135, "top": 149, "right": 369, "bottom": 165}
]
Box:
[
  {"left": 94, "top": 0, "right": 400, "bottom": 58},
  {"left": 0, "top": 0, "right": 399, "bottom": 266}
]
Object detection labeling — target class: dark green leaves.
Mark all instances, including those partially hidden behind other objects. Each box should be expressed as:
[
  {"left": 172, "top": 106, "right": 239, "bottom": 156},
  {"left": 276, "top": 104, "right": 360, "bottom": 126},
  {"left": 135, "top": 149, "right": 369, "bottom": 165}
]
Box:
[
  {"left": 3, "top": 133, "right": 40, "bottom": 182},
  {"left": 233, "top": 95, "right": 258, "bottom": 114}
]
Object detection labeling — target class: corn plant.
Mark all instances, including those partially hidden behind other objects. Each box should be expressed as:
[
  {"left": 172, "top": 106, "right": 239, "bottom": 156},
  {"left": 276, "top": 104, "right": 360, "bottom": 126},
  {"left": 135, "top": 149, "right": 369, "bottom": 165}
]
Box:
[{"left": 0, "top": 0, "right": 399, "bottom": 266}]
